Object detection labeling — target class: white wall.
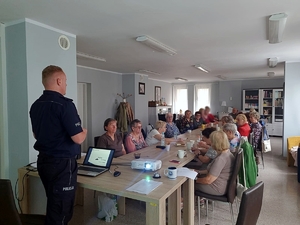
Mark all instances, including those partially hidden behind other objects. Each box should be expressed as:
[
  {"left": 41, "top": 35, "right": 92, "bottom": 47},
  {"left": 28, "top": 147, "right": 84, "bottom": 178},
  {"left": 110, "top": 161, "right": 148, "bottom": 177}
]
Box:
[
  {"left": 283, "top": 62, "right": 300, "bottom": 157},
  {"left": 77, "top": 66, "right": 122, "bottom": 144}
]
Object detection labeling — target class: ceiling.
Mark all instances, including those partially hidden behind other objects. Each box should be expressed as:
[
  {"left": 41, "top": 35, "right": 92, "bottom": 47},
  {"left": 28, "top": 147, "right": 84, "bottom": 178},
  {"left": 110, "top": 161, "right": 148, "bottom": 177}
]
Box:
[{"left": 1, "top": 0, "right": 300, "bottom": 83}]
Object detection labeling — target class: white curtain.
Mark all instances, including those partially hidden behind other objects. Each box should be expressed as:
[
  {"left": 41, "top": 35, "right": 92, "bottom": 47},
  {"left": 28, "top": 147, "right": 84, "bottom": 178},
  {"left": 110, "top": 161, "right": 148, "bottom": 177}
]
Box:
[
  {"left": 173, "top": 84, "right": 188, "bottom": 114},
  {"left": 194, "top": 83, "right": 211, "bottom": 111}
]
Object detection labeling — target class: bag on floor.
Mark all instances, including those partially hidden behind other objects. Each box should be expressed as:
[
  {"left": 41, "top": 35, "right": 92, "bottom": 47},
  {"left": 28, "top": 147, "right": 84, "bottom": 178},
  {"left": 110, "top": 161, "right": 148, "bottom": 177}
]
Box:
[
  {"left": 262, "top": 139, "right": 271, "bottom": 153},
  {"left": 97, "top": 193, "right": 118, "bottom": 222}
]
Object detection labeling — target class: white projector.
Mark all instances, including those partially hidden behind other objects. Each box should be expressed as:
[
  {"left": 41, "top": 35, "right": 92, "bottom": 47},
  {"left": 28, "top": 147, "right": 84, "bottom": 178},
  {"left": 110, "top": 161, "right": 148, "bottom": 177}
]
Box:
[{"left": 131, "top": 159, "right": 162, "bottom": 171}]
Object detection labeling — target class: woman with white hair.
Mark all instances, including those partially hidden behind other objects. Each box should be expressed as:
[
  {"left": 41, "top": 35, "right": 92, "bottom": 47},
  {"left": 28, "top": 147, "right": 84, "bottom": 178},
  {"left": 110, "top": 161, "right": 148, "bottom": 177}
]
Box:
[
  {"left": 164, "top": 112, "right": 180, "bottom": 138},
  {"left": 223, "top": 123, "right": 240, "bottom": 153}
]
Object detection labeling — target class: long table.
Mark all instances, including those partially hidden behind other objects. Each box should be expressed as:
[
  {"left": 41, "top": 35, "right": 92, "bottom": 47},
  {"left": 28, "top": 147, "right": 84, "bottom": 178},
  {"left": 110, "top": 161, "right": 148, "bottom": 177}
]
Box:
[{"left": 18, "top": 129, "right": 202, "bottom": 225}]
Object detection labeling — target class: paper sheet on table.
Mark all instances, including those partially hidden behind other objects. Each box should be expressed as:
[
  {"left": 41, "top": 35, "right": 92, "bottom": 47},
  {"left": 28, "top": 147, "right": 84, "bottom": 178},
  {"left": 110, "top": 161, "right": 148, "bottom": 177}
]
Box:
[
  {"left": 177, "top": 167, "right": 198, "bottom": 180},
  {"left": 126, "top": 179, "right": 162, "bottom": 195}
]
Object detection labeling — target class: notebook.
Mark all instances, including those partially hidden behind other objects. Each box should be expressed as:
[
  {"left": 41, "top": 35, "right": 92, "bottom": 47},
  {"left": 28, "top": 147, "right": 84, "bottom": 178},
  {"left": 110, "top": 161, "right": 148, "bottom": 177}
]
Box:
[{"left": 77, "top": 147, "right": 115, "bottom": 177}]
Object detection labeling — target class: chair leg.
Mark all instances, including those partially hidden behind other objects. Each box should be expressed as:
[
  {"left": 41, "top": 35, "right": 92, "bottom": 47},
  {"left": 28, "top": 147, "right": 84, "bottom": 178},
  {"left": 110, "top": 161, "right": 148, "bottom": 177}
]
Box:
[
  {"left": 235, "top": 198, "right": 239, "bottom": 214},
  {"left": 261, "top": 150, "right": 265, "bottom": 169},
  {"left": 197, "top": 196, "right": 201, "bottom": 225},
  {"left": 212, "top": 200, "right": 214, "bottom": 211},
  {"left": 229, "top": 203, "right": 234, "bottom": 225},
  {"left": 206, "top": 199, "right": 209, "bottom": 217}
]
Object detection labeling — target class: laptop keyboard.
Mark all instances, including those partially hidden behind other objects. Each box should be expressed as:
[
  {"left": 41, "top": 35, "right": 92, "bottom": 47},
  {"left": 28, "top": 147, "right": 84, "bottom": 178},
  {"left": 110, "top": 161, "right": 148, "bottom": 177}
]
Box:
[{"left": 79, "top": 166, "right": 105, "bottom": 173}]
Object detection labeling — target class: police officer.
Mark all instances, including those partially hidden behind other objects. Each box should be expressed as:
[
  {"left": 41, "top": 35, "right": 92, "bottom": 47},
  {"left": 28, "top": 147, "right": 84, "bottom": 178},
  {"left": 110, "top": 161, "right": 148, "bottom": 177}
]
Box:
[{"left": 30, "top": 65, "right": 87, "bottom": 225}]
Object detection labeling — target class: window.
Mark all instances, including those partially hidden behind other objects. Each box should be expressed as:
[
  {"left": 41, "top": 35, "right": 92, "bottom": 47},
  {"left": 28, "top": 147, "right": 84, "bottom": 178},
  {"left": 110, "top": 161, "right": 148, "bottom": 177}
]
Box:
[
  {"left": 194, "top": 84, "right": 211, "bottom": 111},
  {"left": 173, "top": 85, "right": 188, "bottom": 114}
]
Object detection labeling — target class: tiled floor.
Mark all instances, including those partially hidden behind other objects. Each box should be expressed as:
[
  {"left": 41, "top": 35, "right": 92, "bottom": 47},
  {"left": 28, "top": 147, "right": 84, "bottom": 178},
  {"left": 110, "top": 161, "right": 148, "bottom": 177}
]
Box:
[{"left": 69, "top": 137, "right": 300, "bottom": 225}]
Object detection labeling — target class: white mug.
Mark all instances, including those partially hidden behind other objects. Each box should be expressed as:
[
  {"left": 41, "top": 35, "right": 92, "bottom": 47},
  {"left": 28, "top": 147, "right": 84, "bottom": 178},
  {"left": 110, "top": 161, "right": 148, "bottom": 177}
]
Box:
[
  {"left": 164, "top": 167, "right": 177, "bottom": 179},
  {"left": 165, "top": 144, "right": 171, "bottom": 151},
  {"left": 178, "top": 150, "right": 187, "bottom": 159},
  {"left": 186, "top": 141, "right": 192, "bottom": 150},
  {"left": 187, "top": 129, "right": 192, "bottom": 134}
]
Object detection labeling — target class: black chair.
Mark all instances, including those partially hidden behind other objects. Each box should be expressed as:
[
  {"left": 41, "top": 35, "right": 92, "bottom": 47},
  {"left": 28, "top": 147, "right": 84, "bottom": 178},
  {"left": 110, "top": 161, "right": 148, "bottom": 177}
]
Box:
[
  {"left": 94, "top": 136, "right": 100, "bottom": 146},
  {"left": 235, "top": 181, "right": 264, "bottom": 225},
  {"left": 0, "top": 179, "right": 46, "bottom": 225},
  {"left": 195, "top": 148, "right": 243, "bottom": 225}
]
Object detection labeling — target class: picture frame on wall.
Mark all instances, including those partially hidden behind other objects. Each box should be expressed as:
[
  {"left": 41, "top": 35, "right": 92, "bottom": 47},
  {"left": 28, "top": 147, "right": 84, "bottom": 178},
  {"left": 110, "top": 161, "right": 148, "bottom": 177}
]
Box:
[
  {"left": 155, "top": 86, "right": 161, "bottom": 102},
  {"left": 139, "top": 82, "right": 145, "bottom": 95}
]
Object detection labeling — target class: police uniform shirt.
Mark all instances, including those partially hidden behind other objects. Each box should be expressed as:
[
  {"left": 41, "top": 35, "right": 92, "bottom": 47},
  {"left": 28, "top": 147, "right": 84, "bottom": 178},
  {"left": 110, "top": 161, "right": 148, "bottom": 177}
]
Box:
[{"left": 30, "top": 90, "right": 83, "bottom": 158}]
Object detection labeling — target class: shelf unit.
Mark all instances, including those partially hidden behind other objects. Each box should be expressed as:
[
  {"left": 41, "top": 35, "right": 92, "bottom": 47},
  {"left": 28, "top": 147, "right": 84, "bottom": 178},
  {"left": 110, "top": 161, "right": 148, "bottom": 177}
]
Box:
[
  {"left": 148, "top": 106, "right": 172, "bottom": 126},
  {"left": 242, "top": 89, "right": 260, "bottom": 113},
  {"left": 243, "top": 88, "right": 283, "bottom": 136}
]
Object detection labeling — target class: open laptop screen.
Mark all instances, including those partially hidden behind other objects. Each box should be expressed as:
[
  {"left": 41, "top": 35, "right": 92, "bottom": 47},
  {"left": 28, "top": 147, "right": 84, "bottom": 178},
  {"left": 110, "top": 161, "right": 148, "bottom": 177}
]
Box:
[{"left": 83, "top": 147, "right": 115, "bottom": 168}]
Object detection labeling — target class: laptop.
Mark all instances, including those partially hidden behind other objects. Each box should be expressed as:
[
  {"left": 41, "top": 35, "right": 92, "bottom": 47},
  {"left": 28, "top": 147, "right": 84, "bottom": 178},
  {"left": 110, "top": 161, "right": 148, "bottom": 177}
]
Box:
[{"left": 77, "top": 147, "right": 115, "bottom": 177}]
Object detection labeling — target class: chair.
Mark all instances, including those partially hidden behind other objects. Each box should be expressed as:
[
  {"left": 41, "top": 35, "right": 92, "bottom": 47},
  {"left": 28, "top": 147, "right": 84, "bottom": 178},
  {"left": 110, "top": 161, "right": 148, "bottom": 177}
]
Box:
[
  {"left": 0, "top": 179, "right": 46, "bottom": 225},
  {"left": 235, "top": 181, "right": 264, "bottom": 225},
  {"left": 94, "top": 136, "right": 100, "bottom": 146},
  {"left": 195, "top": 148, "right": 243, "bottom": 225}
]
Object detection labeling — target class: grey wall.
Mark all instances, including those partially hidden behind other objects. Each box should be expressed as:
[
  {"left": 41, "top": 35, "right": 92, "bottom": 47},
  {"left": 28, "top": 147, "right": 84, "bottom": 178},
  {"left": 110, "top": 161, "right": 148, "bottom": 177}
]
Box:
[
  {"left": 77, "top": 66, "right": 122, "bottom": 144},
  {"left": 283, "top": 62, "right": 300, "bottom": 157},
  {"left": 5, "top": 20, "right": 77, "bottom": 198}
]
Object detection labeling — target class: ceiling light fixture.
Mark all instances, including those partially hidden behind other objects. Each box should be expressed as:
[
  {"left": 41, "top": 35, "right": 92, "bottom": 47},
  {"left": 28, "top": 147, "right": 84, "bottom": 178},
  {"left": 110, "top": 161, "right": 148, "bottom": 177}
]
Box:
[
  {"left": 76, "top": 51, "right": 106, "bottom": 62},
  {"left": 269, "top": 13, "right": 288, "bottom": 44},
  {"left": 175, "top": 77, "right": 188, "bottom": 81},
  {"left": 217, "top": 75, "right": 227, "bottom": 80},
  {"left": 268, "top": 57, "right": 278, "bottom": 68},
  {"left": 136, "top": 35, "right": 177, "bottom": 55},
  {"left": 138, "top": 69, "right": 161, "bottom": 76},
  {"left": 268, "top": 72, "right": 275, "bottom": 77},
  {"left": 194, "top": 64, "right": 210, "bottom": 73}
]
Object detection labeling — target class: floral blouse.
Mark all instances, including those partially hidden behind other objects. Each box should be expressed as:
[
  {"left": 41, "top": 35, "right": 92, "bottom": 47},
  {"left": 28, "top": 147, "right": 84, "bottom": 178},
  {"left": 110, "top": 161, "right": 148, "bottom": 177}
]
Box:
[
  {"left": 178, "top": 116, "right": 194, "bottom": 134},
  {"left": 250, "top": 122, "right": 262, "bottom": 149},
  {"left": 165, "top": 122, "right": 180, "bottom": 138},
  {"left": 125, "top": 133, "right": 148, "bottom": 153}
]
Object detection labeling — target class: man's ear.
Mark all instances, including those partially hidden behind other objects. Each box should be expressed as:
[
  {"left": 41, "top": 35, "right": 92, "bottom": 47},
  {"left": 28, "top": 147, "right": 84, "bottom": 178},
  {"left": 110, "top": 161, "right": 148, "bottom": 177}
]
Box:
[{"left": 56, "top": 77, "right": 62, "bottom": 86}]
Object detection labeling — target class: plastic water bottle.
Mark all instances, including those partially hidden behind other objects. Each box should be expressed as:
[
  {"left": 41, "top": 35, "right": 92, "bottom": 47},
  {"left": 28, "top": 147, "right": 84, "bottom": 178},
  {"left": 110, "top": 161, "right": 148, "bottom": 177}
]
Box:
[{"left": 161, "top": 132, "right": 165, "bottom": 146}]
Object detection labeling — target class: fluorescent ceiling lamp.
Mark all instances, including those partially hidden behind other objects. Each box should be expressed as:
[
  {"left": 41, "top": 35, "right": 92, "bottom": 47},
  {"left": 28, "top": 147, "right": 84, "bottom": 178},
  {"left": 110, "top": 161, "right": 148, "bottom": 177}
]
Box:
[
  {"left": 76, "top": 51, "right": 106, "bottom": 62},
  {"left": 269, "top": 13, "right": 288, "bottom": 44},
  {"left": 194, "top": 64, "right": 210, "bottom": 73},
  {"left": 175, "top": 77, "right": 188, "bottom": 81},
  {"left": 138, "top": 69, "right": 161, "bottom": 76},
  {"left": 268, "top": 72, "right": 275, "bottom": 77},
  {"left": 136, "top": 35, "right": 177, "bottom": 55},
  {"left": 217, "top": 75, "right": 227, "bottom": 80},
  {"left": 268, "top": 57, "right": 278, "bottom": 68}
]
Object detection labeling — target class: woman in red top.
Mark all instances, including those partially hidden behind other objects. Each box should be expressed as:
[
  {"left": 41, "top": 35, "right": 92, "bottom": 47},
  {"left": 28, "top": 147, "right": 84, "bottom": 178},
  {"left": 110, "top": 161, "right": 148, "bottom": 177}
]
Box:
[
  {"left": 236, "top": 114, "right": 251, "bottom": 137},
  {"left": 202, "top": 106, "right": 215, "bottom": 124}
]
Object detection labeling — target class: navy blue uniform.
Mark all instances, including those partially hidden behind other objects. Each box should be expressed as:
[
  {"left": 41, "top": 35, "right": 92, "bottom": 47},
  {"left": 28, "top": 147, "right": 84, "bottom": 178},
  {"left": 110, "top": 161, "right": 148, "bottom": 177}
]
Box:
[{"left": 30, "top": 90, "right": 83, "bottom": 225}]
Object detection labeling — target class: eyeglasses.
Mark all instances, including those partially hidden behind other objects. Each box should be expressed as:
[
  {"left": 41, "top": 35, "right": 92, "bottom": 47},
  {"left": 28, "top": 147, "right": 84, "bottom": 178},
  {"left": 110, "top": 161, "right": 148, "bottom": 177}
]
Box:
[{"left": 134, "top": 126, "right": 142, "bottom": 129}]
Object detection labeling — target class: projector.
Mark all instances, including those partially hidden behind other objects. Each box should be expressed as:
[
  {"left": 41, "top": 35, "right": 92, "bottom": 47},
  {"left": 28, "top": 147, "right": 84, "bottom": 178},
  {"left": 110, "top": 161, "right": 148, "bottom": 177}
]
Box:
[{"left": 131, "top": 159, "right": 162, "bottom": 171}]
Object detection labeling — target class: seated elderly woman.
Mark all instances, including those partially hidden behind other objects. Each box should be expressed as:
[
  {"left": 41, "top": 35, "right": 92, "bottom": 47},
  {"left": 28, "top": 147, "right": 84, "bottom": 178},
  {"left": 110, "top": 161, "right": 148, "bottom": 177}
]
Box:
[
  {"left": 164, "top": 112, "right": 180, "bottom": 138},
  {"left": 236, "top": 114, "right": 251, "bottom": 137},
  {"left": 249, "top": 111, "right": 262, "bottom": 152},
  {"left": 187, "top": 127, "right": 217, "bottom": 169},
  {"left": 223, "top": 123, "right": 240, "bottom": 153},
  {"left": 178, "top": 110, "right": 194, "bottom": 133},
  {"left": 202, "top": 106, "right": 216, "bottom": 124},
  {"left": 146, "top": 120, "right": 182, "bottom": 146},
  {"left": 125, "top": 119, "right": 148, "bottom": 153},
  {"left": 220, "top": 115, "right": 235, "bottom": 126},
  {"left": 97, "top": 118, "right": 126, "bottom": 157},
  {"left": 195, "top": 131, "right": 235, "bottom": 196},
  {"left": 193, "top": 111, "right": 204, "bottom": 129}
]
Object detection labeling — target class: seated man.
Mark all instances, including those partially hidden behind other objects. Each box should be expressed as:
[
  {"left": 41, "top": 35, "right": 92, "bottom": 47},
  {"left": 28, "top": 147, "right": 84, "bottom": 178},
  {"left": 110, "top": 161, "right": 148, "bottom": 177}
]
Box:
[{"left": 229, "top": 108, "right": 239, "bottom": 119}]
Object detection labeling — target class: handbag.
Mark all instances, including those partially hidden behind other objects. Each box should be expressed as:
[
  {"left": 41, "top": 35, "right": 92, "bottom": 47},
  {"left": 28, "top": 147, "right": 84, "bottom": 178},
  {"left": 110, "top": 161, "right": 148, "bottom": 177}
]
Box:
[
  {"left": 262, "top": 139, "right": 272, "bottom": 153},
  {"left": 237, "top": 151, "right": 247, "bottom": 200}
]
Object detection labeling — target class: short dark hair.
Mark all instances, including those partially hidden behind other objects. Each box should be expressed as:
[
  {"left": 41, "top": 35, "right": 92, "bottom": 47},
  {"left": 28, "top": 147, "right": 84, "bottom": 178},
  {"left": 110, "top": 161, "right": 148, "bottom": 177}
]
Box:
[
  {"left": 103, "top": 118, "right": 117, "bottom": 131},
  {"left": 130, "top": 119, "right": 141, "bottom": 131},
  {"left": 202, "top": 127, "right": 216, "bottom": 139},
  {"left": 195, "top": 111, "right": 201, "bottom": 116}
]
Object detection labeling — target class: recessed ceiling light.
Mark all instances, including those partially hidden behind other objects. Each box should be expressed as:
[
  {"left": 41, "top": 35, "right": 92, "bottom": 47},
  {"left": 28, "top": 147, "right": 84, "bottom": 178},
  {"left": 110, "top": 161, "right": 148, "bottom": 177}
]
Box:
[
  {"left": 216, "top": 75, "right": 227, "bottom": 80},
  {"left": 138, "top": 69, "right": 161, "bottom": 76},
  {"left": 136, "top": 35, "right": 177, "bottom": 55},
  {"left": 175, "top": 77, "right": 188, "bottom": 81},
  {"left": 194, "top": 64, "right": 210, "bottom": 73},
  {"left": 76, "top": 51, "right": 106, "bottom": 62}
]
